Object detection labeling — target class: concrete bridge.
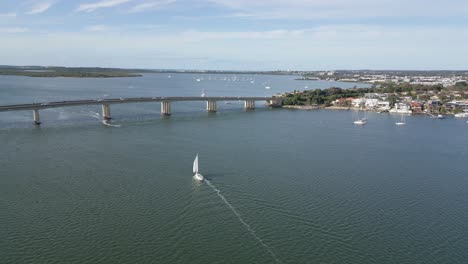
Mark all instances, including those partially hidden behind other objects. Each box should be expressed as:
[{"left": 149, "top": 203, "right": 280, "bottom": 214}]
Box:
[{"left": 0, "top": 96, "right": 283, "bottom": 125}]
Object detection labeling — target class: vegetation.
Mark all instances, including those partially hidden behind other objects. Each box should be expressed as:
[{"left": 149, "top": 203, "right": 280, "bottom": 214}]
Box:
[
  {"left": 283, "top": 87, "right": 362, "bottom": 106},
  {"left": 0, "top": 65, "right": 304, "bottom": 78},
  {"left": 0, "top": 66, "right": 143, "bottom": 78}
]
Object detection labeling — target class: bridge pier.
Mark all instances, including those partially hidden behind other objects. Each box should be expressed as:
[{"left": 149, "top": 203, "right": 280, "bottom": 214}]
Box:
[
  {"left": 244, "top": 100, "right": 255, "bottom": 110},
  {"left": 101, "top": 104, "right": 111, "bottom": 120},
  {"left": 33, "top": 109, "right": 41, "bottom": 125},
  {"left": 161, "top": 101, "right": 171, "bottom": 115},
  {"left": 267, "top": 98, "right": 282, "bottom": 108},
  {"left": 206, "top": 100, "right": 217, "bottom": 112}
]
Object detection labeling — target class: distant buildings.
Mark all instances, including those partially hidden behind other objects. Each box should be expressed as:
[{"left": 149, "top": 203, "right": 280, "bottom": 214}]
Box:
[{"left": 305, "top": 70, "right": 468, "bottom": 88}]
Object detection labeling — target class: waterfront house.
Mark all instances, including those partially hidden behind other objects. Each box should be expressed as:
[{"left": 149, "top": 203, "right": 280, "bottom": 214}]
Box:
[
  {"left": 390, "top": 102, "right": 412, "bottom": 114},
  {"left": 424, "top": 100, "right": 441, "bottom": 113},
  {"left": 364, "top": 93, "right": 387, "bottom": 100},
  {"left": 332, "top": 97, "right": 354, "bottom": 106},
  {"left": 411, "top": 101, "right": 423, "bottom": 113},
  {"left": 352, "top": 98, "right": 365, "bottom": 108},
  {"left": 377, "top": 101, "right": 390, "bottom": 110},
  {"left": 445, "top": 100, "right": 468, "bottom": 111},
  {"left": 365, "top": 99, "right": 379, "bottom": 108}
]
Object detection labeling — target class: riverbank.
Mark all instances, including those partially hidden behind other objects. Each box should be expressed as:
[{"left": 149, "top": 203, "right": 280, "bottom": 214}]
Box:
[
  {"left": 0, "top": 71, "right": 142, "bottom": 78},
  {"left": 280, "top": 105, "right": 464, "bottom": 117},
  {"left": 282, "top": 105, "right": 320, "bottom": 110}
]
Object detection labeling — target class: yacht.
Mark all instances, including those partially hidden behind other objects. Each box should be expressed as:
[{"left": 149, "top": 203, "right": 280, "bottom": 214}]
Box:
[
  {"left": 193, "top": 154, "right": 204, "bottom": 181},
  {"left": 354, "top": 119, "right": 367, "bottom": 125}
]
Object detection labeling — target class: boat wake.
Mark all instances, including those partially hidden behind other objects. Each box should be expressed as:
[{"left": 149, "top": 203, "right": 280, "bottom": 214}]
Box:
[
  {"left": 204, "top": 179, "right": 281, "bottom": 263},
  {"left": 102, "top": 120, "right": 121, "bottom": 127},
  {"left": 89, "top": 111, "right": 101, "bottom": 119}
]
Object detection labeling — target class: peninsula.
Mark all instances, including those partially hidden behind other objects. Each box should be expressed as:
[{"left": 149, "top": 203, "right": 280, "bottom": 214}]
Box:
[
  {"left": 0, "top": 66, "right": 142, "bottom": 78},
  {"left": 280, "top": 81, "right": 468, "bottom": 116},
  {"left": 0, "top": 65, "right": 301, "bottom": 78}
]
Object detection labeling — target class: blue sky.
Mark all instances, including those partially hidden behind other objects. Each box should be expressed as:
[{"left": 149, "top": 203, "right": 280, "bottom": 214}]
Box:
[{"left": 1, "top": 0, "right": 467, "bottom": 70}]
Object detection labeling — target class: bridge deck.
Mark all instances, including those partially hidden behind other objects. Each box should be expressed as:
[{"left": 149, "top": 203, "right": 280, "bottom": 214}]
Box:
[{"left": 0, "top": 96, "right": 275, "bottom": 112}]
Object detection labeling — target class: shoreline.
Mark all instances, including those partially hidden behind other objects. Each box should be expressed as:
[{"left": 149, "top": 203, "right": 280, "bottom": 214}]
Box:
[
  {"left": 281, "top": 105, "right": 456, "bottom": 116},
  {"left": 282, "top": 105, "right": 320, "bottom": 110}
]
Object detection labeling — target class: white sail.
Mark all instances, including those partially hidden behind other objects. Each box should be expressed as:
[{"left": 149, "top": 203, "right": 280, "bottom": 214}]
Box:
[
  {"left": 396, "top": 114, "right": 406, "bottom": 125},
  {"left": 193, "top": 154, "right": 198, "bottom": 174}
]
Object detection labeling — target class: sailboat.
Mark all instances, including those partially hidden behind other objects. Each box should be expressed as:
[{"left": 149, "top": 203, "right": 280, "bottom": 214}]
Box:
[
  {"left": 353, "top": 109, "right": 367, "bottom": 125},
  {"left": 395, "top": 114, "right": 406, "bottom": 126},
  {"left": 193, "top": 154, "right": 204, "bottom": 181},
  {"left": 353, "top": 119, "right": 367, "bottom": 125},
  {"left": 201, "top": 89, "right": 206, "bottom": 97}
]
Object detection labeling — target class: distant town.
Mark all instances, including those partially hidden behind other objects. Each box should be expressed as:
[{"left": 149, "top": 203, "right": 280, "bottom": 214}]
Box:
[
  {"left": 279, "top": 78, "right": 468, "bottom": 117},
  {"left": 298, "top": 70, "right": 468, "bottom": 88},
  {"left": 1, "top": 66, "right": 467, "bottom": 85}
]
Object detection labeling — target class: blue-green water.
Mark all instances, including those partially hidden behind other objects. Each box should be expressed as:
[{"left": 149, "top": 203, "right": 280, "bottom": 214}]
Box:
[{"left": 1, "top": 74, "right": 467, "bottom": 263}]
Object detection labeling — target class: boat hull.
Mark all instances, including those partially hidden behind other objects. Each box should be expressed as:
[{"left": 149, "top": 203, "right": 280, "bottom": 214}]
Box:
[{"left": 193, "top": 173, "right": 204, "bottom": 181}]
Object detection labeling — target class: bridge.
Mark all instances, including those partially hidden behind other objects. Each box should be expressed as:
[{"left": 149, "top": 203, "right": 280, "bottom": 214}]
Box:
[{"left": 0, "top": 96, "right": 283, "bottom": 125}]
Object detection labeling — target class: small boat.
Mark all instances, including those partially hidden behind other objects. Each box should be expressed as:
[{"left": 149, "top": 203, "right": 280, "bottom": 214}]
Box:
[
  {"left": 193, "top": 154, "right": 204, "bottom": 181},
  {"left": 265, "top": 86, "right": 271, "bottom": 89},
  {"left": 354, "top": 119, "right": 367, "bottom": 125},
  {"left": 437, "top": 114, "right": 444, "bottom": 119},
  {"left": 353, "top": 110, "right": 367, "bottom": 125}
]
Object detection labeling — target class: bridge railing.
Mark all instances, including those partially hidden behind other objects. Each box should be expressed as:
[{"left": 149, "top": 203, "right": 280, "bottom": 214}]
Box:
[{"left": 0, "top": 96, "right": 283, "bottom": 125}]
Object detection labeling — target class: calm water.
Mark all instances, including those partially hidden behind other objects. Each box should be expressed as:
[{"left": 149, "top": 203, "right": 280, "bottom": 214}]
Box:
[{"left": 1, "top": 74, "right": 467, "bottom": 263}]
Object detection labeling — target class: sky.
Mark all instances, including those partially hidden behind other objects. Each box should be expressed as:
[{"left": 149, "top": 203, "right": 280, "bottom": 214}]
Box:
[{"left": 1, "top": 0, "right": 468, "bottom": 70}]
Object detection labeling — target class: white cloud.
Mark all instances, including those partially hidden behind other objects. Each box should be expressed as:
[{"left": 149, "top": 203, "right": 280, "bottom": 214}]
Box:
[
  {"left": 76, "top": 0, "right": 133, "bottom": 12},
  {"left": 84, "top": 24, "right": 114, "bottom": 32},
  {"left": 1, "top": 25, "right": 467, "bottom": 70},
  {"left": 0, "top": 13, "right": 17, "bottom": 18},
  {"left": 0, "top": 27, "right": 28, "bottom": 33},
  {"left": 208, "top": 0, "right": 468, "bottom": 19},
  {"left": 180, "top": 29, "right": 307, "bottom": 41},
  {"left": 26, "top": 1, "right": 56, "bottom": 15},
  {"left": 128, "top": 0, "right": 176, "bottom": 13}
]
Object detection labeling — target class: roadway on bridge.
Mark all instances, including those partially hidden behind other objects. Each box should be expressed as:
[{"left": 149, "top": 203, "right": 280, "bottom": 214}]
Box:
[{"left": 0, "top": 96, "right": 276, "bottom": 112}]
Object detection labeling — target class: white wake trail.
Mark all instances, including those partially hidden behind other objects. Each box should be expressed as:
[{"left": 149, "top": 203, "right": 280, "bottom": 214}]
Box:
[{"left": 204, "top": 179, "right": 281, "bottom": 263}]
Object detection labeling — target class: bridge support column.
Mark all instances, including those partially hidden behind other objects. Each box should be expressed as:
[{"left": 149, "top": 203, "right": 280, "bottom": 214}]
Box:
[
  {"left": 244, "top": 100, "right": 255, "bottom": 110},
  {"left": 33, "top": 109, "right": 41, "bottom": 125},
  {"left": 267, "top": 98, "right": 282, "bottom": 108},
  {"left": 161, "top": 101, "right": 171, "bottom": 115},
  {"left": 101, "top": 104, "right": 111, "bottom": 120},
  {"left": 206, "top": 100, "right": 217, "bottom": 112}
]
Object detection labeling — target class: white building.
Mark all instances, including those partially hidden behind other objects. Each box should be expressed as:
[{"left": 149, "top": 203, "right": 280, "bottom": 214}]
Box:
[
  {"left": 352, "top": 98, "right": 365, "bottom": 108},
  {"left": 365, "top": 99, "right": 379, "bottom": 108},
  {"left": 390, "top": 102, "right": 412, "bottom": 114},
  {"left": 377, "top": 101, "right": 390, "bottom": 110}
]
